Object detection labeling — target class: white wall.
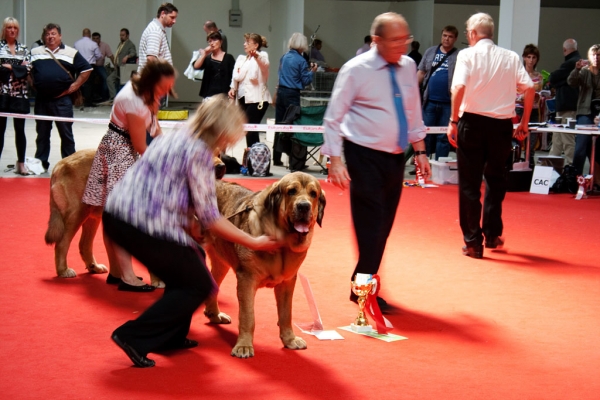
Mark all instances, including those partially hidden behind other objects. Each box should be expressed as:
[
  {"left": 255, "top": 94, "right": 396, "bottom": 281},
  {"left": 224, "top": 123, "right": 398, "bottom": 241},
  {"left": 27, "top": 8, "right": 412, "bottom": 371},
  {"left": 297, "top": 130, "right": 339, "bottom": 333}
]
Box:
[
  {"left": 13, "top": 0, "right": 600, "bottom": 103},
  {"left": 303, "top": 0, "right": 435, "bottom": 69}
]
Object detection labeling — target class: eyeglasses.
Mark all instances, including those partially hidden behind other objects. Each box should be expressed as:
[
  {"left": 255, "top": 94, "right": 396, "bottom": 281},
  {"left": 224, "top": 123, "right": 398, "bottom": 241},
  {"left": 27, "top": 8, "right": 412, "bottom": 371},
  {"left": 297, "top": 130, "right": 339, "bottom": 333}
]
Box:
[{"left": 379, "top": 34, "right": 414, "bottom": 45}]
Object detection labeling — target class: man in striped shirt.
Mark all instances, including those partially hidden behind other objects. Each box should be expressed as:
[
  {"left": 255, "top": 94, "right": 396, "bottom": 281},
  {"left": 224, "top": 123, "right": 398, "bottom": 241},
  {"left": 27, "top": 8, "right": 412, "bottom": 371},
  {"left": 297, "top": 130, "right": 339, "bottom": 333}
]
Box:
[{"left": 138, "top": 2, "right": 178, "bottom": 72}]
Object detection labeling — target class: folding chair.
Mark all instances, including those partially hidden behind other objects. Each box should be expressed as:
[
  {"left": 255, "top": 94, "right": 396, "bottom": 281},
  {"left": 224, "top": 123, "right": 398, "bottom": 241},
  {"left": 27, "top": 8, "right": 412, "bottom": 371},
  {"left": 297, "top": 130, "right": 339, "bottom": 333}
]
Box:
[{"left": 290, "top": 105, "right": 328, "bottom": 173}]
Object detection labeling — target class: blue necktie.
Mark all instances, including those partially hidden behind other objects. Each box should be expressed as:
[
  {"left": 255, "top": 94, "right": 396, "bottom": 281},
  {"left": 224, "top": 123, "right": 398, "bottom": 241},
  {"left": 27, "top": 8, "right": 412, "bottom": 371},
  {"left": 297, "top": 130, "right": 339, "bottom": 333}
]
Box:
[{"left": 388, "top": 63, "right": 408, "bottom": 150}]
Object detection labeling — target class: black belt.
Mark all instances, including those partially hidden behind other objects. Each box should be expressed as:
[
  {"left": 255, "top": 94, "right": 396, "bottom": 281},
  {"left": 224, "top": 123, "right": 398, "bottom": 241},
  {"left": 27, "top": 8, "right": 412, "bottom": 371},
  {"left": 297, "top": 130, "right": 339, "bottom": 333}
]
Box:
[
  {"left": 278, "top": 85, "right": 300, "bottom": 92},
  {"left": 108, "top": 122, "right": 130, "bottom": 138}
]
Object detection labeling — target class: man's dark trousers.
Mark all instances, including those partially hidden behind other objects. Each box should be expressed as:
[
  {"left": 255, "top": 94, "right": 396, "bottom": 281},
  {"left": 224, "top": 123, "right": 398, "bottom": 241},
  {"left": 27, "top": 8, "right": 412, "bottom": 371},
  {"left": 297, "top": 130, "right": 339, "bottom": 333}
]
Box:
[
  {"left": 34, "top": 96, "right": 76, "bottom": 170},
  {"left": 344, "top": 140, "right": 405, "bottom": 280},
  {"left": 456, "top": 112, "right": 512, "bottom": 248}
]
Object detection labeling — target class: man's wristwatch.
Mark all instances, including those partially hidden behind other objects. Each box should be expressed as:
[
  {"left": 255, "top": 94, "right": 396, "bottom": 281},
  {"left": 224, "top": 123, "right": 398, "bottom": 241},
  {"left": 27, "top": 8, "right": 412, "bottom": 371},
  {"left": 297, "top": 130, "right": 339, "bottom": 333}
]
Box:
[
  {"left": 449, "top": 119, "right": 458, "bottom": 125},
  {"left": 415, "top": 151, "right": 427, "bottom": 156}
]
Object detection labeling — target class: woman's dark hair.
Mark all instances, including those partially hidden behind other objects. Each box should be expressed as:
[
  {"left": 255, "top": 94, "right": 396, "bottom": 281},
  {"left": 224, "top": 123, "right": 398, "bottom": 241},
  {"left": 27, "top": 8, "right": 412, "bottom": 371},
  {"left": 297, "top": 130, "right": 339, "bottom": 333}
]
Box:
[
  {"left": 244, "top": 33, "right": 268, "bottom": 50},
  {"left": 522, "top": 44, "right": 540, "bottom": 69},
  {"left": 132, "top": 59, "right": 176, "bottom": 106},
  {"left": 207, "top": 31, "right": 222, "bottom": 42}
]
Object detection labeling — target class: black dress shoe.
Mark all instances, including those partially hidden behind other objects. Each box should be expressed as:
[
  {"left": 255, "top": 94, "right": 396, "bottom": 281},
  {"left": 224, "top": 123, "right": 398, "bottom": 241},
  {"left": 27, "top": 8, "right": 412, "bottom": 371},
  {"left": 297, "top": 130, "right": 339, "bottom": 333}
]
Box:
[
  {"left": 485, "top": 236, "right": 505, "bottom": 249},
  {"left": 462, "top": 245, "right": 483, "bottom": 259},
  {"left": 107, "top": 273, "right": 144, "bottom": 285},
  {"left": 111, "top": 333, "right": 155, "bottom": 368},
  {"left": 118, "top": 282, "right": 156, "bottom": 292}
]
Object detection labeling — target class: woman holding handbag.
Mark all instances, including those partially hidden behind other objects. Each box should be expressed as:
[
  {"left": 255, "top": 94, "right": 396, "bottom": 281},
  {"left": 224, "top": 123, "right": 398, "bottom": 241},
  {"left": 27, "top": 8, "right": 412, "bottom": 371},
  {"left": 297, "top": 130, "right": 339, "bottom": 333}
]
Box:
[
  {"left": 0, "top": 17, "right": 31, "bottom": 175},
  {"left": 228, "top": 33, "right": 272, "bottom": 148}
]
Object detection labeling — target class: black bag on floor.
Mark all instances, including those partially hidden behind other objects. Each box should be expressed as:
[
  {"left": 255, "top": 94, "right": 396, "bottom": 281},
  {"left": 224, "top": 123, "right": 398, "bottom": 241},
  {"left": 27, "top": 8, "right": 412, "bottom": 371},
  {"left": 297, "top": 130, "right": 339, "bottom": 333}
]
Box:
[{"left": 550, "top": 164, "right": 578, "bottom": 194}]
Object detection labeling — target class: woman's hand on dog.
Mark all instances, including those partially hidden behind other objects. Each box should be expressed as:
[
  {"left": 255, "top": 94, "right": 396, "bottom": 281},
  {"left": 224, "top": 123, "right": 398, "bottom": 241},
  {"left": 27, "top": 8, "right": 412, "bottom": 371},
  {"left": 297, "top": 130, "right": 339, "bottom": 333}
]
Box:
[
  {"left": 211, "top": 217, "right": 283, "bottom": 251},
  {"left": 251, "top": 235, "right": 283, "bottom": 252}
]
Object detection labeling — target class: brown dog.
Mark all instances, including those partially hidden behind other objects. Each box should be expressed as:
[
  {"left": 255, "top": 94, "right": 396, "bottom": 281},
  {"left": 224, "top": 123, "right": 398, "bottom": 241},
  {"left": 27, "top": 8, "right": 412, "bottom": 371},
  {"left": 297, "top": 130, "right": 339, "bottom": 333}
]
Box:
[
  {"left": 203, "top": 172, "right": 326, "bottom": 358},
  {"left": 45, "top": 148, "right": 227, "bottom": 280}
]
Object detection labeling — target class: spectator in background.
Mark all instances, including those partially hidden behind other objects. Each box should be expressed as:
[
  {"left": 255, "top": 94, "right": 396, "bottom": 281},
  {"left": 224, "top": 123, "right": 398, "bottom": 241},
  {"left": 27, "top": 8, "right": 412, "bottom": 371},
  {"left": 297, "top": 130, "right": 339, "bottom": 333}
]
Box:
[
  {"left": 548, "top": 39, "right": 580, "bottom": 165},
  {"left": 74, "top": 28, "right": 101, "bottom": 107},
  {"left": 106, "top": 28, "right": 137, "bottom": 102},
  {"left": 229, "top": 33, "right": 272, "bottom": 148},
  {"left": 407, "top": 40, "right": 422, "bottom": 67},
  {"left": 91, "top": 32, "right": 113, "bottom": 102},
  {"left": 516, "top": 44, "right": 543, "bottom": 166},
  {"left": 193, "top": 31, "right": 235, "bottom": 101},
  {"left": 203, "top": 21, "right": 227, "bottom": 53},
  {"left": 138, "top": 2, "right": 177, "bottom": 72},
  {"left": 30, "top": 23, "right": 92, "bottom": 172},
  {"left": 272, "top": 32, "right": 317, "bottom": 169},
  {"left": 0, "top": 17, "right": 31, "bottom": 175},
  {"left": 568, "top": 44, "right": 600, "bottom": 175},
  {"left": 417, "top": 25, "right": 459, "bottom": 160},
  {"left": 356, "top": 35, "right": 372, "bottom": 56},
  {"left": 310, "top": 39, "right": 325, "bottom": 63}
]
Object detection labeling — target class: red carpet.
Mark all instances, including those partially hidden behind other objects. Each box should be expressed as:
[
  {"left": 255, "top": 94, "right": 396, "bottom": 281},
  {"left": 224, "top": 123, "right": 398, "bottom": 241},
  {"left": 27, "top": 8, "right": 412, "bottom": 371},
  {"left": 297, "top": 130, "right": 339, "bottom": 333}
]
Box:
[{"left": 1, "top": 177, "right": 599, "bottom": 399}]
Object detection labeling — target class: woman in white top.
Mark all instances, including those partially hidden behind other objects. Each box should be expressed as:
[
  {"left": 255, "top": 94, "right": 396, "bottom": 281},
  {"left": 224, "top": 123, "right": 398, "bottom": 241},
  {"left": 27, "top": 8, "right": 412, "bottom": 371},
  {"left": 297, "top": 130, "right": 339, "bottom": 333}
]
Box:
[
  {"left": 82, "top": 59, "right": 176, "bottom": 292},
  {"left": 228, "top": 33, "right": 272, "bottom": 148}
]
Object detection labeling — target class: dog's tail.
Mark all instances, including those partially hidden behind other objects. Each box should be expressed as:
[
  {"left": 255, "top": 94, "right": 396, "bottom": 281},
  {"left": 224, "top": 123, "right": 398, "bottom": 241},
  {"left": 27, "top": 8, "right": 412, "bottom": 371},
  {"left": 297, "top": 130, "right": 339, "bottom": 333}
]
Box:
[{"left": 45, "top": 204, "right": 64, "bottom": 245}]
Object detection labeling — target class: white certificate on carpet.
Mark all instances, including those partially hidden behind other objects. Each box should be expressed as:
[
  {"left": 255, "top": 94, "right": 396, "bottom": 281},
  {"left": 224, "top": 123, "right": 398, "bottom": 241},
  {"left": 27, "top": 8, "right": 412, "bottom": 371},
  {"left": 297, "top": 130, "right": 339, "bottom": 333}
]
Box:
[{"left": 338, "top": 326, "right": 408, "bottom": 342}]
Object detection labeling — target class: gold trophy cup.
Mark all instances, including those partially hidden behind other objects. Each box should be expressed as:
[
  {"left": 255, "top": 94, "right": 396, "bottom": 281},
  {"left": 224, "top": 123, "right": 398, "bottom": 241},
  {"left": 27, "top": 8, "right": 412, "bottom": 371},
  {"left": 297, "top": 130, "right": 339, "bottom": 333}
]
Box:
[{"left": 351, "top": 279, "right": 374, "bottom": 333}]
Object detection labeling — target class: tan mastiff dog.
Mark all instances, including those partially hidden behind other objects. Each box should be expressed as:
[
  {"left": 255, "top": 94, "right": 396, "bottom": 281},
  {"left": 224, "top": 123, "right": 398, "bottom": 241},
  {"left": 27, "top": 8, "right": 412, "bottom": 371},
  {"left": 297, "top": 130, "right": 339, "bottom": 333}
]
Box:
[
  {"left": 203, "top": 172, "right": 326, "bottom": 358},
  {"left": 45, "top": 149, "right": 226, "bottom": 280}
]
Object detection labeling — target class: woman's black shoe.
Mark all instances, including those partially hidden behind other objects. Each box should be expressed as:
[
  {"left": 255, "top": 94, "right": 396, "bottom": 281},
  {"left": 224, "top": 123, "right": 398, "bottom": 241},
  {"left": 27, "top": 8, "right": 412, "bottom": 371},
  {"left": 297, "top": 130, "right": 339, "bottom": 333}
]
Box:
[{"left": 117, "top": 282, "right": 156, "bottom": 292}]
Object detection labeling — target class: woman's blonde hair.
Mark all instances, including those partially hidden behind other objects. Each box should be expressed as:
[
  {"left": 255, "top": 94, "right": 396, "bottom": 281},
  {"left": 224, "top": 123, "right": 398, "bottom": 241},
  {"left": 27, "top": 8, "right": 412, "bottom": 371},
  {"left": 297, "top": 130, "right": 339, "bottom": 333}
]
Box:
[
  {"left": 190, "top": 94, "right": 247, "bottom": 151},
  {"left": 2, "top": 17, "right": 20, "bottom": 41}
]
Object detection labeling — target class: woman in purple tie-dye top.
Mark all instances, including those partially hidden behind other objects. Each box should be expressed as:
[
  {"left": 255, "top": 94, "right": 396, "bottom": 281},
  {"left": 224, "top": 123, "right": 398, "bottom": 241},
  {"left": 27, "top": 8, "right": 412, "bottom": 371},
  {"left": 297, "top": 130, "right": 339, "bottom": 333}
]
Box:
[{"left": 103, "top": 95, "right": 281, "bottom": 368}]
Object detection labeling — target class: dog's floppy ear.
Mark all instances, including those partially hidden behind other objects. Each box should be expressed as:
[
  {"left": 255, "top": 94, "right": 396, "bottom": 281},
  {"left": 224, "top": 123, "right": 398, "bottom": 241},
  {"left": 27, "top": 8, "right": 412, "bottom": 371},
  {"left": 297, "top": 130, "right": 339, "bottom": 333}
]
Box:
[
  {"left": 317, "top": 189, "right": 326, "bottom": 227},
  {"left": 264, "top": 182, "right": 283, "bottom": 216}
]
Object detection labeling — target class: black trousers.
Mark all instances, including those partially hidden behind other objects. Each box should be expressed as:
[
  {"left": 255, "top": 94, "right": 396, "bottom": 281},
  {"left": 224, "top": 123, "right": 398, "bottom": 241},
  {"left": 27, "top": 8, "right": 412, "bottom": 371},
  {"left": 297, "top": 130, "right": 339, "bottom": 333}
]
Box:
[
  {"left": 239, "top": 96, "right": 268, "bottom": 148},
  {"left": 273, "top": 86, "right": 300, "bottom": 163},
  {"left": 103, "top": 212, "right": 216, "bottom": 355},
  {"left": 344, "top": 140, "right": 405, "bottom": 280},
  {"left": 0, "top": 116, "right": 27, "bottom": 162},
  {"left": 456, "top": 112, "right": 513, "bottom": 247}
]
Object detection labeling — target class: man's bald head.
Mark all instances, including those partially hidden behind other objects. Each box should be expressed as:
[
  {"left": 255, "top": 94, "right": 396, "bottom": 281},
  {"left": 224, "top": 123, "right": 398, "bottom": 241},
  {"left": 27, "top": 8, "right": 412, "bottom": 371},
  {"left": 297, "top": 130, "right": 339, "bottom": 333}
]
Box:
[
  {"left": 82, "top": 28, "right": 91, "bottom": 37},
  {"left": 563, "top": 38, "right": 577, "bottom": 56}
]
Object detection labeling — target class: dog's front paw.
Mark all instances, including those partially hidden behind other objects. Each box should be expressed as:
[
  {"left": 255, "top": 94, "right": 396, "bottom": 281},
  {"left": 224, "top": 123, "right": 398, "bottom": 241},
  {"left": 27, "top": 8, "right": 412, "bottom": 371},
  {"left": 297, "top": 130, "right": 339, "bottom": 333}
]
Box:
[
  {"left": 231, "top": 344, "right": 254, "bottom": 358},
  {"left": 58, "top": 268, "right": 77, "bottom": 278},
  {"left": 151, "top": 280, "right": 165, "bottom": 289},
  {"left": 86, "top": 263, "right": 108, "bottom": 274},
  {"left": 204, "top": 310, "right": 231, "bottom": 324},
  {"left": 283, "top": 336, "right": 307, "bottom": 350}
]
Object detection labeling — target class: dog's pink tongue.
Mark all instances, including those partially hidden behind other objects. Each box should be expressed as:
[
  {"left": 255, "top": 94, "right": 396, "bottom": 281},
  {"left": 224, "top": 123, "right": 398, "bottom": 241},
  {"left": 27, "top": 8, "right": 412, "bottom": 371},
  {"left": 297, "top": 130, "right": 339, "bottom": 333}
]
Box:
[{"left": 294, "top": 222, "right": 309, "bottom": 233}]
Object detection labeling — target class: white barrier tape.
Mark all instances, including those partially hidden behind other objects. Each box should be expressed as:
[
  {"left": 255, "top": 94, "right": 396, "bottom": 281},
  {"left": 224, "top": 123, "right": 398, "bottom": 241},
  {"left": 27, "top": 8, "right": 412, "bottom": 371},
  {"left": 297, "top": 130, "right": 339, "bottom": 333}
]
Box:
[{"left": 0, "top": 111, "right": 449, "bottom": 133}]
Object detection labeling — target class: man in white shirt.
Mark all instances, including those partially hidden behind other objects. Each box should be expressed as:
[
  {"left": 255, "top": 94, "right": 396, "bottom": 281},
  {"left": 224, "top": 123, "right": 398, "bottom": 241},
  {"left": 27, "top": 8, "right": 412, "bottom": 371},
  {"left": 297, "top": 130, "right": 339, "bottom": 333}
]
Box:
[
  {"left": 138, "top": 2, "right": 177, "bottom": 72},
  {"left": 447, "top": 13, "right": 534, "bottom": 259},
  {"left": 74, "top": 28, "right": 101, "bottom": 107},
  {"left": 323, "top": 12, "right": 430, "bottom": 311}
]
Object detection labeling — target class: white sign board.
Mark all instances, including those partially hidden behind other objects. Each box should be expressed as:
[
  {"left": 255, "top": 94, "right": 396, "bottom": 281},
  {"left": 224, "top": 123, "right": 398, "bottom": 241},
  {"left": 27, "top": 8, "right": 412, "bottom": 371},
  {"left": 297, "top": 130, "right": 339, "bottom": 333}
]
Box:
[{"left": 529, "top": 166, "right": 553, "bottom": 195}]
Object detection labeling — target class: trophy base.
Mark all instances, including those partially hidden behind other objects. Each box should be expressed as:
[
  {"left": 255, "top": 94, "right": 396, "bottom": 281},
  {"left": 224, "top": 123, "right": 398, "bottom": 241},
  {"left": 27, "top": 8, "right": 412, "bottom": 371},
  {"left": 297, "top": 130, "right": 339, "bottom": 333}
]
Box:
[{"left": 351, "top": 323, "right": 373, "bottom": 333}]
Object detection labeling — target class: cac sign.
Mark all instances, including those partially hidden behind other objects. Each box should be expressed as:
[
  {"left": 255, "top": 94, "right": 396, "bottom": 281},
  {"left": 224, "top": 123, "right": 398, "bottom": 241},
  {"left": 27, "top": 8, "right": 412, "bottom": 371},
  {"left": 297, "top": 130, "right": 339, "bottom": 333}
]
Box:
[{"left": 529, "top": 166, "right": 553, "bottom": 195}]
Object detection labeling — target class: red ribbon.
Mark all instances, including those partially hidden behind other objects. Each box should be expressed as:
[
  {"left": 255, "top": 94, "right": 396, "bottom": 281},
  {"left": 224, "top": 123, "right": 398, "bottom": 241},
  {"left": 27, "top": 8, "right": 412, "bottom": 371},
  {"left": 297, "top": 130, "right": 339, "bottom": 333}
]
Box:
[{"left": 365, "top": 274, "right": 390, "bottom": 335}]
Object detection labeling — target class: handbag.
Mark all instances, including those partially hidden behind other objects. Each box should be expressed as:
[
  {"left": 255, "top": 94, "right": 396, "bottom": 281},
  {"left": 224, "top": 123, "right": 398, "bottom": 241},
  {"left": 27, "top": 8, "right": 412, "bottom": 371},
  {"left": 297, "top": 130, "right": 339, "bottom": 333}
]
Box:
[
  {"left": 45, "top": 49, "right": 85, "bottom": 107},
  {"left": 183, "top": 50, "right": 204, "bottom": 81},
  {"left": 0, "top": 94, "right": 30, "bottom": 114}
]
